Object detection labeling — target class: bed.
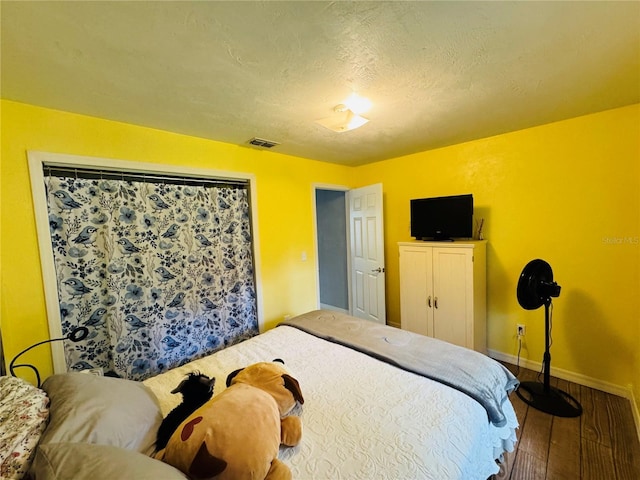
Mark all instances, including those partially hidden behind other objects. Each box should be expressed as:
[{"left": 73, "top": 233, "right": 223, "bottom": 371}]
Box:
[{"left": 1, "top": 310, "right": 518, "bottom": 480}]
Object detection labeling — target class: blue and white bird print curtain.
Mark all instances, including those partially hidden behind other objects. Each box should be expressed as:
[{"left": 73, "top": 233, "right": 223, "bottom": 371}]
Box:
[{"left": 45, "top": 171, "right": 258, "bottom": 380}]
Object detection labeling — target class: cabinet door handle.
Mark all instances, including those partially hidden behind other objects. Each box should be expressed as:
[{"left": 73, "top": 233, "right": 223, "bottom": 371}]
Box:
[
  {"left": 427, "top": 296, "right": 432, "bottom": 308},
  {"left": 434, "top": 297, "right": 439, "bottom": 309}
]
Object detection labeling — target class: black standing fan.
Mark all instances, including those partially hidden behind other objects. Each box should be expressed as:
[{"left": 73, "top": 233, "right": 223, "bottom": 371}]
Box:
[{"left": 515, "top": 259, "right": 582, "bottom": 417}]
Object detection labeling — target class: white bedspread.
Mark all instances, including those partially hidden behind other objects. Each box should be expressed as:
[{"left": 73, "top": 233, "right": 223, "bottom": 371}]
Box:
[{"left": 144, "top": 325, "right": 518, "bottom": 480}]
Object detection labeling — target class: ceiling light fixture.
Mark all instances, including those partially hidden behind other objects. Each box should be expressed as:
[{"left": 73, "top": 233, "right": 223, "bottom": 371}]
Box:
[
  {"left": 315, "top": 96, "right": 371, "bottom": 133},
  {"left": 343, "top": 93, "right": 372, "bottom": 115}
]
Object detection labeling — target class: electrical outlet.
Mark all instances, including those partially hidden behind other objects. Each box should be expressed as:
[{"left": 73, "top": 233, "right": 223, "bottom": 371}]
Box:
[{"left": 517, "top": 324, "right": 526, "bottom": 337}]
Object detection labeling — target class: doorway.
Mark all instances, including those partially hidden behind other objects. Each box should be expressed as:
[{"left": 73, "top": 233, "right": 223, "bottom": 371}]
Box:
[
  {"left": 315, "top": 187, "right": 350, "bottom": 313},
  {"left": 314, "top": 183, "right": 386, "bottom": 323}
]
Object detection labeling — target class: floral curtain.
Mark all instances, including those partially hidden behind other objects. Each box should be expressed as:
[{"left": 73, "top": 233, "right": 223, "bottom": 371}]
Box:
[{"left": 45, "top": 170, "right": 258, "bottom": 380}]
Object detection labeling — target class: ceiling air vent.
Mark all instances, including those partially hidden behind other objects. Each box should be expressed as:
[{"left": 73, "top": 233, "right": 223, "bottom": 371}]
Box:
[{"left": 247, "top": 137, "right": 280, "bottom": 149}]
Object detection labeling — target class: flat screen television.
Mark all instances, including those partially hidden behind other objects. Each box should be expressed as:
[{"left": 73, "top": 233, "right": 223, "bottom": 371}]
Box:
[{"left": 410, "top": 194, "right": 474, "bottom": 241}]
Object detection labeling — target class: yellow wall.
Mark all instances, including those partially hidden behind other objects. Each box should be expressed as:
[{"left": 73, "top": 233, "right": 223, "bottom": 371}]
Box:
[
  {"left": 636, "top": 160, "right": 640, "bottom": 417},
  {"left": 0, "top": 100, "right": 352, "bottom": 379},
  {"left": 2, "top": 99, "right": 639, "bottom": 415},
  {"left": 356, "top": 104, "right": 640, "bottom": 393}
]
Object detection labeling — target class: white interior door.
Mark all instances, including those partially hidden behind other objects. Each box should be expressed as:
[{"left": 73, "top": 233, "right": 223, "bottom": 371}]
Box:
[{"left": 348, "top": 183, "right": 386, "bottom": 323}]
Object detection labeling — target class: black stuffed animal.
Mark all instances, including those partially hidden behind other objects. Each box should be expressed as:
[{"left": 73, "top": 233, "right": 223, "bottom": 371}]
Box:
[{"left": 156, "top": 372, "right": 215, "bottom": 450}]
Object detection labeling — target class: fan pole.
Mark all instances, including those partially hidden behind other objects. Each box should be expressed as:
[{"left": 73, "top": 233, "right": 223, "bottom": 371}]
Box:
[
  {"left": 543, "top": 302, "right": 551, "bottom": 393},
  {"left": 515, "top": 300, "right": 582, "bottom": 417}
]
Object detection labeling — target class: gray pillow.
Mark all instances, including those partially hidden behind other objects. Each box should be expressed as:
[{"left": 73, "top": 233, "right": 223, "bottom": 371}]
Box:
[
  {"left": 40, "top": 373, "right": 162, "bottom": 455},
  {"left": 33, "top": 443, "right": 187, "bottom": 480}
]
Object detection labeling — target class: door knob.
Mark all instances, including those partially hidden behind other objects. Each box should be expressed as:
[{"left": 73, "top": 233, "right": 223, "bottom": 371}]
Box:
[{"left": 371, "top": 267, "right": 385, "bottom": 273}]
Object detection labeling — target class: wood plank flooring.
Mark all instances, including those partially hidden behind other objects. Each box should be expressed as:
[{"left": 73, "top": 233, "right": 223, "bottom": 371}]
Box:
[{"left": 492, "top": 364, "right": 640, "bottom": 480}]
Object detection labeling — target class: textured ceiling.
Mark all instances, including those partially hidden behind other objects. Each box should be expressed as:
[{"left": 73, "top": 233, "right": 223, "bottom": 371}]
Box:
[{"left": 2, "top": 1, "right": 639, "bottom": 166}]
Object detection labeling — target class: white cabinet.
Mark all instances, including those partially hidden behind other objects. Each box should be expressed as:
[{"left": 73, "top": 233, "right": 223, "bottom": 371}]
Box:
[{"left": 398, "top": 241, "right": 486, "bottom": 353}]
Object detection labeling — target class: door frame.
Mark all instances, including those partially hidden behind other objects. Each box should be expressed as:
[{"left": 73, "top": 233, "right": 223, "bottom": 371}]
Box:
[
  {"left": 312, "top": 183, "right": 351, "bottom": 314},
  {"left": 313, "top": 183, "right": 386, "bottom": 322}
]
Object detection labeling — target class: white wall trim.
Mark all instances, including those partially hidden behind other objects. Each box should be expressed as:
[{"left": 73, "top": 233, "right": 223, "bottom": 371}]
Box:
[
  {"left": 312, "top": 183, "right": 350, "bottom": 191},
  {"left": 488, "top": 349, "right": 630, "bottom": 397},
  {"left": 311, "top": 183, "right": 351, "bottom": 314},
  {"left": 27, "top": 150, "right": 265, "bottom": 373},
  {"left": 629, "top": 387, "right": 640, "bottom": 444},
  {"left": 489, "top": 348, "right": 640, "bottom": 442}
]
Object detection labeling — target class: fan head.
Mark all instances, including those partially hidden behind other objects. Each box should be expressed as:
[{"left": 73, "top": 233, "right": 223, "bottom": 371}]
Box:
[{"left": 517, "top": 259, "right": 561, "bottom": 310}]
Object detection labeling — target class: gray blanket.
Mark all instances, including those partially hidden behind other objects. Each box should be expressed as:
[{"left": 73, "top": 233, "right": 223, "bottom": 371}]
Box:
[{"left": 281, "top": 310, "right": 519, "bottom": 427}]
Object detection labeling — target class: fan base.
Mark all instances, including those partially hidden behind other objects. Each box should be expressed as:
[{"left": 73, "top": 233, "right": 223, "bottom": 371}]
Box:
[{"left": 516, "top": 381, "right": 582, "bottom": 417}]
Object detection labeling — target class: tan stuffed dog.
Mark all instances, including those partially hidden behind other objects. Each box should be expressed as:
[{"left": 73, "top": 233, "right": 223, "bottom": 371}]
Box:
[{"left": 159, "top": 360, "right": 304, "bottom": 480}]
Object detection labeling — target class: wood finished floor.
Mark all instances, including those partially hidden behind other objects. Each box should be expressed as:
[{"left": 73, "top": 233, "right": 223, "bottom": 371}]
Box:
[{"left": 492, "top": 363, "right": 640, "bottom": 480}]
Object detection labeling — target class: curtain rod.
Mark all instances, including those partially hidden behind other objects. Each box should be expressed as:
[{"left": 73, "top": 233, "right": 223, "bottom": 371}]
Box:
[{"left": 44, "top": 165, "right": 249, "bottom": 188}]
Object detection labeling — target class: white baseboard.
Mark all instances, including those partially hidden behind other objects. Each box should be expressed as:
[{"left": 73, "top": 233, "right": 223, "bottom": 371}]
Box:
[
  {"left": 629, "top": 388, "right": 640, "bottom": 444},
  {"left": 488, "top": 349, "right": 640, "bottom": 442},
  {"left": 488, "top": 349, "right": 631, "bottom": 397},
  {"left": 487, "top": 349, "right": 640, "bottom": 440}
]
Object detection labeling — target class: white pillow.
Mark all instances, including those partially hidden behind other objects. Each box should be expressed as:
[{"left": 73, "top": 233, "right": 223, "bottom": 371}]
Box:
[
  {"left": 39, "top": 373, "right": 162, "bottom": 455},
  {"left": 32, "top": 443, "right": 187, "bottom": 480}
]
